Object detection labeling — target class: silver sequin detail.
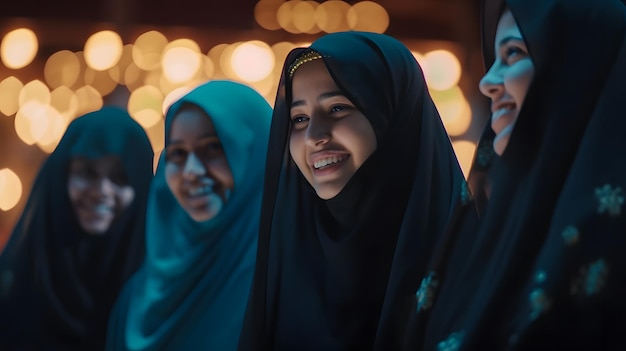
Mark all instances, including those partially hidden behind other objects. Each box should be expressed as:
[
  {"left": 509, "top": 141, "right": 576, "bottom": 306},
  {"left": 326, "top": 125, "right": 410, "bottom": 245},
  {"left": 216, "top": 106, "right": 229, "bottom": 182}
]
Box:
[
  {"left": 529, "top": 288, "right": 551, "bottom": 320},
  {"left": 571, "top": 258, "right": 609, "bottom": 297},
  {"left": 561, "top": 225, "right": 580, "bottom": 246},
  {"left": 437, "top": 331, "right": 466, "bottom": 351},
  {"left": 416, "top": 271, "right": 439, "bottom": 312},
  {"left": 534, "top": 270, "right": 547, "bottom": 284},
  {"left": 595, "top": 184, "right": 624, "bottom": 216}
]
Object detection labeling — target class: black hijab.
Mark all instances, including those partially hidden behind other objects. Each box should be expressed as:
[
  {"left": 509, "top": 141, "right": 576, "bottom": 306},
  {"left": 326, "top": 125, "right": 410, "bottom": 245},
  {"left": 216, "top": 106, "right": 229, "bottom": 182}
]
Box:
[
  {"left": 239, "top": 31, "right": 465, "bottom": 351},
  {"left": 0, "top": 107, "right": 153, "bottom": 350},
  {"left": 416, "top": 0, "right": 626, "bottom": 350}
]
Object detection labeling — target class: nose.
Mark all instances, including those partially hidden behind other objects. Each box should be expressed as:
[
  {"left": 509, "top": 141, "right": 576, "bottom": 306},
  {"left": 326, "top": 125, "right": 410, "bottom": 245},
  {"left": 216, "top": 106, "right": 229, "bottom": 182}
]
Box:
[
  {"left": 94, "top": 177, "right": 115, "bottom": 197},
  {"left": 305, "top": 114, "right": 331, "bottom": 147},
  {"left": 479, "top": 63, "right": 504, "bottom": 100},
  {"left": 182, "top": 152, "right": 206, "bottom": 180}
]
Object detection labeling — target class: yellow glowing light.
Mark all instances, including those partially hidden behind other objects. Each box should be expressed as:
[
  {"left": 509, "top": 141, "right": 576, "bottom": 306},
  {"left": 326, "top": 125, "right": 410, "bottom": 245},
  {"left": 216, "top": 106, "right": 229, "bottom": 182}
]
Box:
[
  {"left": 0, "top": 28, "right": 38, "bottom": 69},
  {"left": 18, "top": 80, "right": 50, "bottom": 107},
  {"left": 430, "top": 86, "right": 472, "bottom": 137},
  {"left": 254, "top": 0, "right": 283, "bottom": 31},
  {"left": 15, "top": 100, "right": 50, "bottom": 145},
  {"left": 84, "top": 30, "right": 123, "bottom": 71},
  {"left": 219, "top": 43, "right": 241, "bottom": 80},
  {"left": 44, "top": 50, "right": 81, "bottom": 89},
  {"left": 50, "top": 86, "right": 78, "bottom": 120},
  {"left": 128, "top": 85, "right": 163, "bottom": 128},
  {"left": 0, "top": 76, "right": 23, "bottom": 116},
  {"left": 231, "top": 41, "right": 275, "bottom": 83},
  {"left": 208, "top": 44, "right": 229, "bottom": 79},
  {"left": 202, "top": 56, "right": 215, "bottom": 80},
  {"left": 0, "top": 168, "right": 22, "bottom": 211},
  {"left": 249, "top": 74, "right": 276, "bottom": 98},
  {"left": 411, "top": 51, "right": 429, "bottom": 76},
  {"left": 161, "top": 39, "right": 201, "bottom": 84},
  {"left": 109, "top": 44, "right": 134, "bottom": 84},
  {"left": 36, "top": 105, "right": 69, "bottom": 153},
  {"left": 293, "top": 1, "right": 319, "bottom": 34},
  {"left": 70, "top": 52, "right": 88, "bottom": 90},
  {"left": 277, "top": 1, "right": 301, "bottom": 34},
  {"left": 74, "top": 86, "right": 103, "bottom": 117},
  {"left": 84, "top": 67, "right": 118, "bottom": 96},
  {"left": 452, "top": 140, "right": 477, "bottom": 178},
  {"left": 124, "top": 62, "right": 144, "bottom": 92},
  {"left": 424, "top": 50, "right": 462, "bottom": 91},
  {"left": 347, "top": 1, "right": 389, "bottom": 33},
  {"left": 315, "top": 0, "right": 351, "bottom": 33},
  {"left": 133, "top": 31, "right": 168, "bottom": 71},
  {"left": 162, "top": 86, "right": 192, "bottom": 115}
]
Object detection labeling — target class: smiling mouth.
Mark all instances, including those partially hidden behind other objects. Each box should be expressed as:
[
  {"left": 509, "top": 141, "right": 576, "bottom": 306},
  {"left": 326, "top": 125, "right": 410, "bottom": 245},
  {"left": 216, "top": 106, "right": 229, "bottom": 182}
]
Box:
[
  {"left": 491, "top": 103, "right": 516, "bottom": 134},
  {"left": 187, "top": 185, "right": 213, "bottom": 197},
  {"left": 313, "top": 155, "right": 348, "bottom": 170}
]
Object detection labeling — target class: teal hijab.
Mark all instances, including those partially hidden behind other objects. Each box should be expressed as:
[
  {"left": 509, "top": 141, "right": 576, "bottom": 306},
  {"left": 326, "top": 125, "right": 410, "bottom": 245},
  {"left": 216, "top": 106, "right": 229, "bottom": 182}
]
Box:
[{"left": 106, "top": 80, "right": 272, "bottom": 350}]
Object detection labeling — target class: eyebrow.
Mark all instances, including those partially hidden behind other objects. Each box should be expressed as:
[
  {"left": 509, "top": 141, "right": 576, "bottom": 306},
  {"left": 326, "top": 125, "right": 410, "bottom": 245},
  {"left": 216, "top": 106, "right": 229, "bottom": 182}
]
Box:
[
  {"left": 291, "top": 90, "right": 346, "bottom": 108},
  {"left": 168, "top": 132, "right": 218, "bottom": 145},
  {"left": 497, "top": 36, "right": 524, "bottom": 48}
]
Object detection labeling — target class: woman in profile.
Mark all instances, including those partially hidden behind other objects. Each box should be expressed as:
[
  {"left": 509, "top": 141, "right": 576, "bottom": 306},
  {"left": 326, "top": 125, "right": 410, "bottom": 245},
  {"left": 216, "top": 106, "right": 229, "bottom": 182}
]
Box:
[
  {"left": 0, "top": 107, "right": 154, "bottom": 350},
  {"left": 239, "top": 31, "right": 466, "bottom": 350},
  {"left": 106, "top": 80, "right": 272, "bottom": 350},
  {"left": 412, "top": 0, "right": 626, "bottom": 349}
]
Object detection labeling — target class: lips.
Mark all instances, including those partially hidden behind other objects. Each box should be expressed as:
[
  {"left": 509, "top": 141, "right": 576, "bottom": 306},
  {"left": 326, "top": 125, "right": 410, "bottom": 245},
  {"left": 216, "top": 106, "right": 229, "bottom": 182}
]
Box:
[
  {"left": 491, "top": 103, "right": 516, "bottom": 135},
  {"left": 78, "top": 202, "right": 114, "bottom": 219},
  {"left": 184, "top": 182, "right": 217, "bottom": 209}
]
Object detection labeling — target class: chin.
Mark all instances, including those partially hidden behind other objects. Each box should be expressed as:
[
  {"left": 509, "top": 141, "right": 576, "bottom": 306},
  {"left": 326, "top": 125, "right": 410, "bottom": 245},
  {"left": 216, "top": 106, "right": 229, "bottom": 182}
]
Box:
[{"left": 493, "top": 135, "right": 510, "bottom": 156}]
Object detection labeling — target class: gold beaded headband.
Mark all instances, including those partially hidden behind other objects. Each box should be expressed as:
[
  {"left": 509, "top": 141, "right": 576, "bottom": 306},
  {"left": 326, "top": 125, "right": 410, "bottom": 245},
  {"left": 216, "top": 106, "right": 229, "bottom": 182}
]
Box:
[{"left": 288, "top": 51, "right": 324, "bottom": 79}]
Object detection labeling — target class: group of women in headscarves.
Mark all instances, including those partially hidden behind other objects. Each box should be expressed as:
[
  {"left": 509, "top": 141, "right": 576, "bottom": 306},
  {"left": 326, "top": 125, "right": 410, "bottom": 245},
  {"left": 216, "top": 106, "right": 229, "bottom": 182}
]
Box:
[{"left": 0, "top": 0, "right": 624, "bottom": 349}]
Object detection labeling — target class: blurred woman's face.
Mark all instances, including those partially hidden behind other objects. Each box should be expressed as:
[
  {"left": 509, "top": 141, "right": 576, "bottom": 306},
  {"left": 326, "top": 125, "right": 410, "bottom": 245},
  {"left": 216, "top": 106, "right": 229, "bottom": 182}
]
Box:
[
  {"left": 479, "top": 8, "right": 535, "bottom": 156},
  {"left": 165, "top": 106, "right": 234, "bottom": 222},
  {"left": 67, "top": 155, "right": 135, "bottom": 235}
]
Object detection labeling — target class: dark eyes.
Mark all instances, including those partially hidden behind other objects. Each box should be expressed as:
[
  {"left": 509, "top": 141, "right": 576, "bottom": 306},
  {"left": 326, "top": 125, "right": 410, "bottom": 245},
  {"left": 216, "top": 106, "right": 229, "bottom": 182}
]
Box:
[
  {"left": 290, "top": 104, "right": 352, "bottom": 129},
  {"left": 166, "top": 141, "right": 224, "bottom": 164},
  {"left": 503, "top": 45, "right": 528, "bottom": 64}
]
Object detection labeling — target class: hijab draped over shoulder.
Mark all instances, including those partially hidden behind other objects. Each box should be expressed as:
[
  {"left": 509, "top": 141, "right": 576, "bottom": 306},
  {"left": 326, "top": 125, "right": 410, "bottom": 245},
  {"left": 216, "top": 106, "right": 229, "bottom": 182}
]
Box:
[
  {"left": 416, "top": 0, "right": 626, "bottom": 349},
  {"left": 106, "top": 80, "right": 272, "bottom": 350},
  {"left": 239, "top": 31, "right": 465, "bottom": 351},
  {"left": 0, "top": 107, "right": 153, "bottom": 350}
]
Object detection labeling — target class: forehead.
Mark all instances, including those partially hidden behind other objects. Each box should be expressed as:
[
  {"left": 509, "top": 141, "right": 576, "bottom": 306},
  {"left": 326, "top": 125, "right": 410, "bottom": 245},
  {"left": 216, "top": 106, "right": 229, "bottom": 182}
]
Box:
[
  {"left": 495, "top": 9, "right": 523, "bottom": 43},
  {"left": 291, "top": 60, "right": 339, "bottom": 98},
  {"left": 169, "top": 106, "right": 216, "bottom": 138},
  {"left": 70, "top": 155, "right": 123, "bottom": 170}
]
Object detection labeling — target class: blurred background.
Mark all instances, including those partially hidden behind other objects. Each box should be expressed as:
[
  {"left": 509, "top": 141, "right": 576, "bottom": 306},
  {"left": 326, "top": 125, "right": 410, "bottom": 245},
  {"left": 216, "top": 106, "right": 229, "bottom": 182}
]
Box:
[{"left": 0, "top": 0, "right": 488, "bottom": 246}]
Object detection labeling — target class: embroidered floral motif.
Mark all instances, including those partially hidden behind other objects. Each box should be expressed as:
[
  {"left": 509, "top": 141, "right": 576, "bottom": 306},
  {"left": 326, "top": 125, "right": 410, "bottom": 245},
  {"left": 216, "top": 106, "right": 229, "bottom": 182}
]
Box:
[
  {"left": 437, "top": 331, "right": 466, "bottom": 351},
  {"left": 415, "top": 271, "right": 439, "bottom": 312},
  {"left": 476, "top": 142, "right": 495, "bottom": 168},
  {"left": 595, "top": 184, "right": 624, "bottom": 216},
  {"left": 570, "top": 258, "right": 609, "bottom": 297},
  {"left": 534, "top": 270, "right": 547, "bottom": 284},
  {"left": 561, "top": 225, "right": 580, "bottom": 246},
  {"left": 460, "top": 180, "right": 471, "bottom": 205},
  {"left": 529, "top": 288, "right": 551, "bottom": 320}
]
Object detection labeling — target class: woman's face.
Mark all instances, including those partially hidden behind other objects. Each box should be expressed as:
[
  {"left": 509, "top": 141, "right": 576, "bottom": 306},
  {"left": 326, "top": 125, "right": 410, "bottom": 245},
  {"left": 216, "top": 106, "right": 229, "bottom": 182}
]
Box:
[
  {"left": 165, "top": 106, "right": 234, "bottom": 222},
  {"left": 289, "top": 59, "right": 377, "bottom": 200},
  {"left": 67, "top": 155, "right": 135, "bottom": 235},
  {"left": 479, "top": 8, "right": 535, "bottom": 156}
]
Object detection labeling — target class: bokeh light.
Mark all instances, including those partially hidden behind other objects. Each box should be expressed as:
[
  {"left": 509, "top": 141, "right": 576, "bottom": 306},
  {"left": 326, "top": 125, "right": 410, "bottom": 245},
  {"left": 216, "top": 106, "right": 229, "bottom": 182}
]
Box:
[
  {"left": 84, "top": 67, "right": 118, "bottom": 96},
  {"left": 293, "top": 1, "right": 320, "bottom": 34},
  {"left": 163, "top": 86, "right": 192, "bottom": 115},
  {"left": 133, "top": 31, "right": 168, "bottom": 71},
  {"left": 277, "top": 1, "right": 300, "bottom": 34},
  {"left": 347, "top": 1, "right": 389, "bottom": 33},
  {"left": 44, "top": 50, "right": 81, "bottom": 89},
  {"left": 109, "top": 44, "right": 134, "bottom": 84},
  {"left": 424, "top": 50, "right": 462, "bottom": 91},
  {"left": 50, "top": 86, "right": 78, "bottom": 120},
  {"left": 18, "top": 80, "right": 50, "bottom": 107},
  {"left": 430, "top": 86, "right": 472, "bottom": 136},
  {"left": 0, "top": 168, "right": 22, "bottom": 211},
  {"left": 36, "top": 105, "right": 68, "bottom": 153},
  {"left": 15, "top": 100, "right": 49, "bottom": 145},
  {"left": 452, "top": 140, "right": 477, "bottom": 178},
  {"left": 231, "top": 41, "right": 275, "bottom": 82},
  {"left": 162, "top": 39, "right": 202, "bottom": 83},
  {"left": 74, "top": 85, "right": 103, "bottom": 117},
  {"left": 316, "top": 0, "right": 351, "bottom": 33},
  {"left": 0, "top": 28, "right": 38, "bottom": 69},
  {"left": 0, "top": 76, "right": 24, "bottom": 116},
  {"left": 254, "top": 0, "right": 283, "bottom": 30},
  {"left": 84, "top": 30, "right": 123, "bottom": 71},
  {"left": 128, "top": 85, "right": 163, "bottom": 128}
]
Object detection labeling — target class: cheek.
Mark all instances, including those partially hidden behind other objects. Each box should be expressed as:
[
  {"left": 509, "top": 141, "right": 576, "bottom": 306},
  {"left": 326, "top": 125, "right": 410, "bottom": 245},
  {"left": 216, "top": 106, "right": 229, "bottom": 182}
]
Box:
[
  {"left": 115, "top": 186, "right": 135, "bottom": 210},
  {"left": 289, "top": 132, "right": 308, "bottom": 174},
  {"left": 208, "top": 158, "right": 235, "bottom": 189},
  {"left": 504, "top": 61, "right": 535, "bottom": 105},
  {"left": 67, "top": 178, "right": 86, "bottom": 202},
  {"left": 165, "top": 163, "right": 180, "bottom": 193}
]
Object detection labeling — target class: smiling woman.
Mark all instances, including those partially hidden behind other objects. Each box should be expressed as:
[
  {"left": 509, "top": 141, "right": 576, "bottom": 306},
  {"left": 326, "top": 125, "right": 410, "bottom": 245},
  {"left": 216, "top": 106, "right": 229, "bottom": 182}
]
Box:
[
  {"left": 239, "top": 31, "right": 467, "bottom": 350},
  {"left": 0, "top": 107, "right": 153, "bottom": 350}
]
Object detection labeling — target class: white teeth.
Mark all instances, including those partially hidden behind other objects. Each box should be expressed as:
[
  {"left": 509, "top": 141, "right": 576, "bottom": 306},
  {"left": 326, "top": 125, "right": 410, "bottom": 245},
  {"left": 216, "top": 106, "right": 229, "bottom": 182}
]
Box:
[
  {"left": 188, "top": 185, "right": 212, "bottom": 196},
  {"left": 92, "top": 204, "right": 112, "bottom": 214},
  {"left": 314, "top": 155, "right": 345, "bottom": 169}
]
